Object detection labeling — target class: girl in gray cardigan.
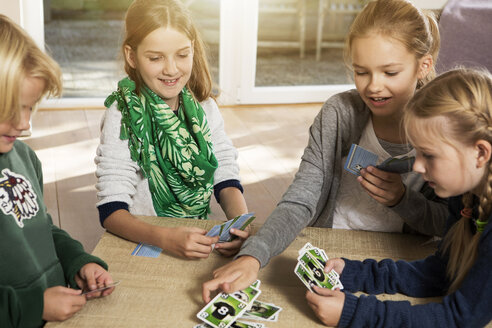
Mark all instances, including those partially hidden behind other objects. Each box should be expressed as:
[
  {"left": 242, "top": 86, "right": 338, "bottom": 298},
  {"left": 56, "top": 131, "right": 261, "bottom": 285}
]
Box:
[{"left": 202, "top": 0, "right": 447, "bottom": 304}]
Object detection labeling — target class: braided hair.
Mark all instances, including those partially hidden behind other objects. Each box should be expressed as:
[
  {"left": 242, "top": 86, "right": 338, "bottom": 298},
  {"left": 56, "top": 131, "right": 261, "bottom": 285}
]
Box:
[{"left": 403, "top": 67, "right": 492, "bottom": 293}]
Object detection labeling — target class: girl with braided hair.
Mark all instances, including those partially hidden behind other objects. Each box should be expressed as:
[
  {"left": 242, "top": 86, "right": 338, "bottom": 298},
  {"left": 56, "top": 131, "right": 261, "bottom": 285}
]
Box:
[{"left": 305, "top": 67, "right": 492, "bottom": 327}]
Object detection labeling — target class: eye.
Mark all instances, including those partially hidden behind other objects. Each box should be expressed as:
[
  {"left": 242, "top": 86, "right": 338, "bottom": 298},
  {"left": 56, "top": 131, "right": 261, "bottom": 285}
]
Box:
[
  {"left": 148, "top": 56, "right": 162, "bottom": 62},
  {"left": 386, "top": 71, "right": 399, "bottom": 76},
  {"left": 422, "top": 152, "right": 434, "bottom": 159},
  {"left": 354, "top": 71, "right": 367, "bottom": 76},
  {"left": 178, "top": 52, "right": 190, "bottom": 58}
]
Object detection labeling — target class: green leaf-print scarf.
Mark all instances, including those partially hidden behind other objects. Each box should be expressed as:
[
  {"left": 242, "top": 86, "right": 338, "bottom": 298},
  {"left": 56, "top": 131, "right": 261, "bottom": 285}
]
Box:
[{"left": 105, "top": 77, "right": 218, "bottom": 219}]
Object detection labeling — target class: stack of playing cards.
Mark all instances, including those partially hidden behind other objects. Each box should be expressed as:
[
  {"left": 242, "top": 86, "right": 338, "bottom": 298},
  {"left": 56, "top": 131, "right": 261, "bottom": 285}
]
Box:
[
  {"left": 344, "top": 143, "right": 415, "bottom": 176},
  {"left": 294, "top": 243, "right": 343, "bottom": 292},
  {"left": 196, "top": 280, "right": 282, "bottom": 328},
  {"left": 206, "top": 213, "right": 256, "bottom": 243}
]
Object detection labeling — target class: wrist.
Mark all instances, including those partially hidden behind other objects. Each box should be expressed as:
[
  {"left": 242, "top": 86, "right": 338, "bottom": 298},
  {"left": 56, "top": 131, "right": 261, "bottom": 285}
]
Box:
[
  {"left": 150, "top": 226, "right": 171, "bottom": 250},
  {"left": 389, "top": 185, "right": 406, "bottom": 207},
  {"left": 238, "top": 255, "right": 261, "bottom": 271}
]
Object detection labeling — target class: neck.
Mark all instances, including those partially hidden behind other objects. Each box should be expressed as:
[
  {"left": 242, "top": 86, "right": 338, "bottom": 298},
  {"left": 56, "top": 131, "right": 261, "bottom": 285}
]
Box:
[
  {"left": 167, "top": 97, "right": 179, "bottom": 111},
  {"left": 371, "top": 114, "right": 407, "bottom": 144}
]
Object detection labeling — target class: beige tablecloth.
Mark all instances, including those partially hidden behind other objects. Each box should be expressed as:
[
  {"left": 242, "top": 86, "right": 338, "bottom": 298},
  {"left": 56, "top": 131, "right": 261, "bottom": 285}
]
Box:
[{"left": 46, "top": 216, "right": 448, "bottom": 327}]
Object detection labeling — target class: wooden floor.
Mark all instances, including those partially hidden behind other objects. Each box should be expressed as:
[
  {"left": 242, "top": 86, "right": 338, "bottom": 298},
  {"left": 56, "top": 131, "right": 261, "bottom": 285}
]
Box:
[{"left": 23, "top": 103, "right": 321, "bottom": 252}]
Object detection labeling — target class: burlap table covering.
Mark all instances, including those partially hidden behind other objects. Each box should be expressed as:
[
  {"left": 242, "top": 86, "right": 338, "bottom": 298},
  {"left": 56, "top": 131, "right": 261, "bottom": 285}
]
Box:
[{"left": 46, "top": 216, "right": 476, "bottom": 327}]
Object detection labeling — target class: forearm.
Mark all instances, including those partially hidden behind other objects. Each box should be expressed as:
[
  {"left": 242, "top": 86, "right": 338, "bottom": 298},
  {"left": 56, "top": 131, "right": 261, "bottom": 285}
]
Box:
[
  {"left": 237, "top": 201, "right": 312, "bottom": 267},
  {"left": 391, "top": 188, "right": 448, "bottom": 236},
  {"left": 341, "top": 255, "right": 447, "bottom": 297},
  {"left": 218, "top": 187, "right": 248, "bottom": 220},
  {"left": 51, "top": 225, "right": 107, "bottom": 286},
  {"left": 103, "top": 210, "right": 170, "bottom": 248}
]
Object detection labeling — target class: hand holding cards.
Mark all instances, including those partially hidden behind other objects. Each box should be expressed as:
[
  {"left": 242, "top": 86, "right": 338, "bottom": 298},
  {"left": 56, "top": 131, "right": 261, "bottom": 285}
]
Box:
[
  {"left": 82, "top": 280, "right": 121, "bottom": 295},
  {"left": 295, "top": 243, "right": 343, "bottom": 292},
  {"left": 344, "top": 143, "right": 415, "bottom": 175},
  {"left": 206, "top": 213, "right": 256, "bottom": 243}
]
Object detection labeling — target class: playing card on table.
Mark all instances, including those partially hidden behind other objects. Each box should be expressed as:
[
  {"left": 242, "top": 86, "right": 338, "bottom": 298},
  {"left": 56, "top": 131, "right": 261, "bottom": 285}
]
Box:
[
  {"left": 232, "top": 320, "right": 266, "bottom": 328},
  {"left": 197, "top": 293, "right": 249, "bottom": 328},
  {"left": 194, "top": 322, "right": 265, "bottom": 328},
  {"left": 250, "top": 280, "right": 261, "bottom": 289},
  {"left": 131, "top": 242, "right": 162, "bottom": 257},
  {"left": 344, "top": 143, "right": 378, "bottom": 176},
  {"left": 231, "top": 285, "right": 261, "bottom": 307},
  {"left": 241, "top": 300, "right": 282, "bottom": 322}
]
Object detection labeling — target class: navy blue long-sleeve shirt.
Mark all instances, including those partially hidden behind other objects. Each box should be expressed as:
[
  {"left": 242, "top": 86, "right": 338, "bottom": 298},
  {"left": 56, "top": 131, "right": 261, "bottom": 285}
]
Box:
[{"left": 338, "top": 195, "right": 492, "bottom": 327}]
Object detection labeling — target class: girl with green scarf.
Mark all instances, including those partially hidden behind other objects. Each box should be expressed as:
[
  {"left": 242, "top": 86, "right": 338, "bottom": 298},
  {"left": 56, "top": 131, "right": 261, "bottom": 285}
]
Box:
[{"left": 95, "top": 0, "right": 248, "bottom": 259}]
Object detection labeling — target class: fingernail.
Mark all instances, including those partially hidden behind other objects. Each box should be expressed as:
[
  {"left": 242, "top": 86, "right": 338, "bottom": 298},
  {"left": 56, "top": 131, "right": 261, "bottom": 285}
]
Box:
[{"left": 230, "top": 228, "right": 235, "bottom": 233}]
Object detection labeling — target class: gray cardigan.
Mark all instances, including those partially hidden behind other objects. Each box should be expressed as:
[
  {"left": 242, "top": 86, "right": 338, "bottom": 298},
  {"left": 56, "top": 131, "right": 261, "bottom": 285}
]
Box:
[{"left": 238, "top": 89, "right": 448, "bottom": 267}]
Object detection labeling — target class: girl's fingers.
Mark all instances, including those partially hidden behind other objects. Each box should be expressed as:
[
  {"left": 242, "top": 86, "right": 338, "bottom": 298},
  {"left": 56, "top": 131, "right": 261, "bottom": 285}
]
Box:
[
  {"left": 230, "top": 228, "right": 249, "bottom": 239},
  {"left": 312, "top": 285, "right": 338, "bottom": 296},
  {"left": 195, "top": 234, "right": 220, "bottom": 246},
  {"left": 185, "top": 250, "right": 213, "bottom": 259}
]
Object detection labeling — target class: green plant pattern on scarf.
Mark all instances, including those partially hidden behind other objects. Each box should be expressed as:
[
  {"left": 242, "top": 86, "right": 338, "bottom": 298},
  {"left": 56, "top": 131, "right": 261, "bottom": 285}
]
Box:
[{"left": 105, "top": 77, "right": 218, "bottom": 219}]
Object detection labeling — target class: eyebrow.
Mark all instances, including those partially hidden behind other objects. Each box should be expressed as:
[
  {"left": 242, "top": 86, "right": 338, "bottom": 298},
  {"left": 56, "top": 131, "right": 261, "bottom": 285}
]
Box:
[
  {"left": 353, "top": 63, "right": 404, "bottom": 69},
  {"left": 144, "top": 46, "right": 191, "bottom": 55}
]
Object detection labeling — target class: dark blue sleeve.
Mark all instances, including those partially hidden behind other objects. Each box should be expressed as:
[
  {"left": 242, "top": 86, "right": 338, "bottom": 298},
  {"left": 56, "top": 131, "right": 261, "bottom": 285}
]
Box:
[
  {"left": 341, "top": 255, "right": 448, "bottom": 297},
  {"left": 338, "top": 204, "right": 492, "bottom": 327},
  {"left": 213, "top": 179, "right": 243, "bottom": 203},
  {"left": 97, "top": 201, "right": 129, "bottom": 226}
]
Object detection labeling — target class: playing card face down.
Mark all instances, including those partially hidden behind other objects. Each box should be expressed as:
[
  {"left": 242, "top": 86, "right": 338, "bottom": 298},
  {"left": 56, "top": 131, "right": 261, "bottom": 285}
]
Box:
[
  {"left": 206, "top": 213, "right": 256, "bottom": 243},
  {"left": 344, "top": 144, "right": 378, "bottom": 176},
  {"left": 345, "top": 143, "right": 416, "bottom": 175}
]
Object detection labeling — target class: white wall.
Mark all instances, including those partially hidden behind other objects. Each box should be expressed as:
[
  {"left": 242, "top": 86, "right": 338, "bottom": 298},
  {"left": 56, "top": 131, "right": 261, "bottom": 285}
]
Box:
[{"left": 0, "top": 0, "right": 45, "bottom": 50}]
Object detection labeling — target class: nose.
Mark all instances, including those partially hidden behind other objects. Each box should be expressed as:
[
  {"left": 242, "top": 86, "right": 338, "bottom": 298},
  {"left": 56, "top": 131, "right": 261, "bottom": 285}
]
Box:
[
  {"left": 368, "top": 74, "right": 383, "bottom": 93},
  {"left": 15, "top": 108, "right": 31, "bottom": 131},
  {"left": 412, "top": 155, "right": 425, "bottom": 174},
  {"left": 162, "top": 58, "right": 178, "bottom": 76}
]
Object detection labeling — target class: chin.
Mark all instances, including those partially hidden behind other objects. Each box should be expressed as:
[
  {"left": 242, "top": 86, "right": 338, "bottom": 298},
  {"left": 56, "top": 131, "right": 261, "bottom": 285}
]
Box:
[{"left": 435, "top": 189, "right": 456, "bottom": 199}]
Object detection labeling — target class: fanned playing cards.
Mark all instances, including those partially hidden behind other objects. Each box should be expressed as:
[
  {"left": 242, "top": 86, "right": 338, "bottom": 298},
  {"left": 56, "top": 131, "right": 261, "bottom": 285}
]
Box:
[
  {"left": 344, "top": 143, "right": 415, "bottom": 176},
  {"left": 295, "top": 242, "right": 343, "bottom": 292},
  {"left": 206, "top": 212, "right": 256, "bottom": 243}
]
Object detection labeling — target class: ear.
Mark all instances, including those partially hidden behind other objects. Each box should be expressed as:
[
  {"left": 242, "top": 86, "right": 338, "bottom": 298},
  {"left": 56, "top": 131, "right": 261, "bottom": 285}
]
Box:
[
  {"left": 417, "top": 54, "right": 433, "bottom": 80},
  {"left": 124, "top": 45, "right": 137, "bottom": 69},
  {"left": 475, "top": 139, "right": 492, "bottom": 168}
]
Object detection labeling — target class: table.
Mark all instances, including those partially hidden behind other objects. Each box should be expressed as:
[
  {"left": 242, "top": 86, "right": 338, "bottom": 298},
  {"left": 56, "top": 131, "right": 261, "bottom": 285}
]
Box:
[{"left": 46, "top": 216, "right": 443, "bottom": 327}]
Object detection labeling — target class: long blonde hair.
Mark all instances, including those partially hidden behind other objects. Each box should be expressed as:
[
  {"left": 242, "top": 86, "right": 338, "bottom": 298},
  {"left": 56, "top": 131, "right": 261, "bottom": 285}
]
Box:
[
  {"left": 404, "top": 68, "right": 492, "bottom": 293},
  {"left": 0, "top": 14, "right": 62, "bottom": 124},
  {"left": 344, "top": 0, "right": 440, "bottom": 88},
  {"left": 122, "top": 0, "right": 212, "bottom": 101}
]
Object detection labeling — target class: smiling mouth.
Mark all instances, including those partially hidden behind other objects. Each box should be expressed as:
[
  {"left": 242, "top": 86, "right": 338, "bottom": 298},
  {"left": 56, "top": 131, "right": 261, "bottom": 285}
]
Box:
[
  {"left": 370, "top": 97, "right": 390, "bottom": 102},
  {"left": 3, "top": 135, "right": 17, "bottom": 140},
  {"left": 158, "top": 77, "right": 179, "bottom": 84}
]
